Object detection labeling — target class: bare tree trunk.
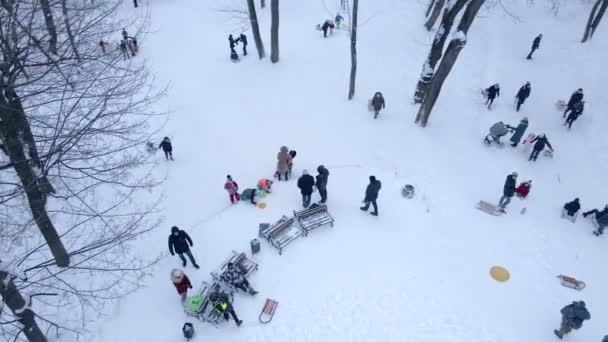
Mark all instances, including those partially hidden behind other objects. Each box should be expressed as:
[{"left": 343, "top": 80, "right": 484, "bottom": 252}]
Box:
[
  {"left": 414, "top": 0, "right": 469, "bottom": 103},
  {"left": 0, "top": 271, "right": 47, "bottom": 342},
  {"left": 425, "top": 0, "right": 437, "bottom": 17},
  {"left": 416, "top": 0, "right": 486, "bottom": 127},
  {"left": 347, "top": 0, "right": 359, "bottom": 100},
  {"left": 270, "top": 0, "right": 279, "bottom": 63},
  {"left": 261, "top": 0, "right": 265, "bottom": 8},
  {"left": 40, "top": 0, "right": 58, "bottom": 54},
  {"left": 60, "top": 0, "right": 81, "bottom": 61},
  {"left": 582, "top": 0, "right": 608, "bottom": 42},
  {"left": 247, "top": 0, "right": 266, "bottom": 59},
  {"left": 0, "top": 95, "right": 70, "bottom": 268},
  {"left": 424, "top": 0, "right": 445, "bottom": 31}
]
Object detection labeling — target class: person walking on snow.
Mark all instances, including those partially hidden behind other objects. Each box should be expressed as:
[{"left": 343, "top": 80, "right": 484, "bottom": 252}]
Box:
[
  {"left": 526, "top": 34, "right": 542, "bottom": 59},
  {"left": 515, "top": 82, "right": 531, "bottom": 111},
  {"left": 168, "top": 226, "right": 199, "bottom": 269},
  {"left": 99, "top": 39, "right": 108, "bottom": 53},
  {"left": 510, "top": 117, "right": 528, "bottom": 147},
  {"left": 276, "top": 146, "right": 292, "bottom": 181},
  {"left": 582, "top": 205, "right": 608, "bottom": 220},
  {"left": 221, "top": 262, "right": 258, "bottom": 295},
  {"left": 224, "top": 175, "right": 240, "bottom": 204},
  {"left": 554, "top": 301, "right": 590, "bottom": 339},
  {"left": 315, "top": 165, "right": 330, "bottom": 204},
  {"left": 297, "top": 170, "right": 315, "bottom": 208},
  {"left": 122, "top": 28, "right": 129, "bottom": 41},
  {"left": 229, "top": 34, "right": 237, "bottom": 54},
  {"left": 485, "top": 83, "right": 500, "bottom": 109},
  {"left": 236, "top": 33, "right": 248, "bottom": 56},
  {"left": 528, "top": 133, "right": 553, "bottom": 162},
  {"left": 360, "top": 176, "right": 382, "bottom": 216},
  {"left": 515, "top": 180, "right": 531, "bottom": 199},
  {"left": 563, "top": 198, "right": 581, "bottom": 217},
  {"left": 498, "top": 172, "right": 517, "bottom": 211},
  {"left": 564, "top": 88, "right": 584, "bottom": 117},
  {"left": 119, "top": 40, "right": 129, "bottom": 59},
  {"left": 158, "top": 137, "right": 173, "bottom": 160},
  {"left": 208, "top": 290, "right": 243, "bottom": 326},
  {"left": 321, "top": 19, "right": 335, "bottom": 37},
  {"left": 335, "top": 13, "right": 344, "bottom": 29},
  {"left": 564, "top": 101, "right": 584, "bottom": 129},
  {"left": 170, "top": 269, "right": 192, "bottom": 302},
  {"left": 371, "top": 92, "right": 386, "bottom": 119}
]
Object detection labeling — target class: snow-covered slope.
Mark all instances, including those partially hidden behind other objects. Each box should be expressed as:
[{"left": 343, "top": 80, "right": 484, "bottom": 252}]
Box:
[{"left": 92, "top": 0, "right": 608, "bottom": 341}]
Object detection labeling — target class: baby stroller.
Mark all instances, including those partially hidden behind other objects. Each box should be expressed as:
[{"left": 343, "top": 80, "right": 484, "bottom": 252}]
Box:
[
  {"left": 484, "top": 121, "right": 513, "bottom": 147},
  {"left": 184, "top": 281, "right": 234, "bottom": 328}
]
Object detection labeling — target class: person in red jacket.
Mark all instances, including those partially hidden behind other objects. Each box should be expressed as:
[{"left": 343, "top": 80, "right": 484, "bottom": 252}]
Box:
[
  {"left": 515, "top": 181, "right": 532, "bottom": 199},
  {"left": 171, "top": 269, "right": 192, "bottom": 302},
  {"left": 224, "top": 175, "right": 240, "bottom": 204}
]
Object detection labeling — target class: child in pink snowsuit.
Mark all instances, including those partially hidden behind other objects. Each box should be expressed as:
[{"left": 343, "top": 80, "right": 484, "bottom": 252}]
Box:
[{"left": 224, "top": 175, "right": 240, "bottom": 204}]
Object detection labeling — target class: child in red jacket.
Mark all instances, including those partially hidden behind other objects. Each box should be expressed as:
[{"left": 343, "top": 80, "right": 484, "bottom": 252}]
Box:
[
  {"left": 515, "top": 181, "right": 531, "bottom": 199},
  {"left": 171, "top": 269, "right": 192, "bottom": 302},
  {"left": 224, "top": 175, "right": 240, "bottom": 204}
]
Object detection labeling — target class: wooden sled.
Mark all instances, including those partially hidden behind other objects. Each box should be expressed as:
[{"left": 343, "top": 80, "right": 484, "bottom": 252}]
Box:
[
  {"left": 259, "top": 298, "right": 279, "bottom": 324},
  {"left": 557, "top": 274, "right": 586, "bottom": 290},
  {"left": 476, "top": 200, "right": 504, "bottom": 216}
]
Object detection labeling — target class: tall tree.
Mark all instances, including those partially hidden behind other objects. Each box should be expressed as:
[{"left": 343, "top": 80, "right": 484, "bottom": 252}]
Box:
[
  {"left": 414, "top": 0, "right": 469, "bottom": 103},
  {"left": 582, "top": 0, "right": 608, "bottom": 42},
  {"left": 348, "top": 0, "right": 359, "bottom": 100},
  {"left": 426, "top": 0, "right": 437, "bottom": 17},
  {"left": 261, "top": 0, "right": 266, "bottom": 8},
  {"left": 39, "top": 0, "right": 58, "bottom": 54},
  {"left": 424, "top": 0, "right": 446, "bottom": 30},
  {"left": 247, "top": 0, "right": 266, "bottom": 59},
  {"left": 0, "top": 270, "right": 46, "bottom": 342},
  {"left": 416, "top": 0, "right": 486, "bottom": 126},
  {"left": 270, "top": 0, "right": 279, "bottom": 63}
]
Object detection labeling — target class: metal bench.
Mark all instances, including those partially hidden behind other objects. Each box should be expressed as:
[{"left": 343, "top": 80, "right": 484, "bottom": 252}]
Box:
[
  {"left": 259, "top": 216, "right": 303, "bottom": 255},
  {"left": 184, "top": 281, "right": 234, "bottom": 328},
  {"left": 210, "top": 251, "right": 258, "bottom": 292},
  {"left": 293, "top": 203, "right": 334, "bottom": 234}
]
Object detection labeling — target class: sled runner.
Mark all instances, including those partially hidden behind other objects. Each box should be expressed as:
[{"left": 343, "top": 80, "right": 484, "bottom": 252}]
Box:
[
  {"left": 557, "top": 274, "right": 586, "bottom": 290},
  {"left": 293, "top": 203, "right": 334, "bottom": 234},
  {"left": 259, "top": 298, "right": 279, "bottom": 324},
  {"left": 476, "top": 200, "right": 504, "bottom": 216}
]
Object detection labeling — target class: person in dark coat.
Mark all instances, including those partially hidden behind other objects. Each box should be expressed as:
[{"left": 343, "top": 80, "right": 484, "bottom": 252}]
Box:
[
  {"left": 563, "top": 198, "right": 581, "bottom": 217},
  {"left": 221, "top": 262, "right": 258, "bottom": 295},
  {"left": 528, "top": 134, "right": 553, "bottom": 162},
  {"left": 564, "top": 101, "right": 584, "bottom": 129},
  {"left": 122, "top": 28, "right": 129, "bottom": 41},
  {"left": 229, "top": 34, "right": 237, "bottom": 53},
  {"left": 498, "top": 172, "right": 517, "bottom": 211},
  {"left": 321, "top": 19, "right": 335, "bottom": 37},
  {"left": 133, "top": 0, "right": 138, "bottom": 7},
  {"left": 315, "top": 165, "right": 330, "bottom": 204},
  {"left": 168, "top": 226, "right": 199, "bottom": 268},
  {"left": 297, "top": 170, "right": 315, "bottom": 208},
  {"left": 564, "top": 88, "right": 584, "bottom": 117},
  {"left": 485, "top": 83, "right": 500, "bottom": 109},
  {"left": 526, "top": 34, "right": 542, "bottom": 59},
  {"left": 554, "top": 301, "right": 590, "bottom": 339},
  {"left": 582, "top": 204, "right": 608, "bottom": 219},
  {"left": 510, "top": 117, "right": 528, "bottom": 147},
  {"left": 119, "top": 40, "right": 129, "bottom": 60},
  {"left": 240, "top": 188, "right": 257, "bottom": 205},
  {"left": 515, "top": 82, "right": 531, "bottom": 111},
  {"left": 288, "top": 150, "right": 297, "bottom": 177},
  {"left": 236, "top": 33, "right": 248, "bottom": 56},
  {"left": 208, "top": 290, "right": 242, "bottom": 326},
  {"left": 360, "top": 176, "right": 382, "bottom": 216},
  {"left": 603, "top": 335, "right": 608, "bottom": 342},
  {"left": 371, "top": 92, "right": 385, "bottom": 119},
  {"left": 158, "top": 137, "right": 173, "bottom": 160}
]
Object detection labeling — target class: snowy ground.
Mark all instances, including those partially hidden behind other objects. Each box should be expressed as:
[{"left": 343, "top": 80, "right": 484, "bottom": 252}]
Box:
[{"left": 91, "top": 0, "right": 608, "bottom": 341}]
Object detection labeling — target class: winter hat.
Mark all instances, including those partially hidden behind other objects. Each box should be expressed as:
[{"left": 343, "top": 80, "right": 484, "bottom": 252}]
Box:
[
  {"left": 227, "top": 175, "right": 232, "bottom": 180},
  {"left": 578, "top": 88, "right": 583, "bottom": 92},
  {"left": 522, "top": 117, "right": 528, "bottom": 122},
  {"left": 369, "top": 175, "right": 376, "bottom": 182},
  {"left": 170, "top": 269, "right": 184, "bottom": 283},
  {"left": 302, "top": 169, "right": 308, "bottom": 175},
  {"left": 171, "top": 226, "right": 179, "bottom": 234},
  {"left": 317, "top": 165, "right": 325, "bottom": 173},
  {"left": 574, "top": 198, "right": 580, "bottom": 202},
  {"left": 511, "top": 172, "right": 518, "bottom": 177}
]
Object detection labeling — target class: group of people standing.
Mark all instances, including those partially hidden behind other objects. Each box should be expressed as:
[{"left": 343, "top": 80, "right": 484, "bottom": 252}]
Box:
[{"left": 98, "top": 28, "right": 139, "bottom": 60}]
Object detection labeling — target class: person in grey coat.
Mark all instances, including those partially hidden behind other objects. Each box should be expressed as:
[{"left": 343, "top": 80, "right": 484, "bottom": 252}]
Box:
[
  {"left": 510, "top": 117, "right": 528, "bottom": 147},
  {"left": 276, "top": 146, "right": 292, "bottom": 181},
  {"left": 554, "top": 301, "right": 590, "bottom": 339},
  {"left": 315, "top": 165, "right": 330, "bottom": 204}
]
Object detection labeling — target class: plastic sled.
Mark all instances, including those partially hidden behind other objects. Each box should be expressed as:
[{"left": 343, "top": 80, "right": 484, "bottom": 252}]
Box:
[
  {"left": 557, "top": 274, "right": 585, "bottom": 290},
  {"left": 476, "top": 200, "right": 503, "bottom": 216},
  {"left": 259, "top": 298, "right": 279, "bottom": 324}
]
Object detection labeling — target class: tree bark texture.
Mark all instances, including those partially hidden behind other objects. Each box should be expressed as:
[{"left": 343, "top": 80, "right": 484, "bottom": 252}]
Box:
[
  {"left": 414, "top": 0, "right": 469, "bottom": 103},
  {"left": 416, "top": 0, "right": 485, "bottom": 127},
  {"left": 0, "top": 94, "right": 69, "bottom": 267},
  {"left": 270, "top": 0, "right": 279, "bottom": 63},
  {"left": 261, "top": 0, "right": 266, "bottom": 8},
  {"left": 0, "top": 271, "right": 48, "bottom": 342},
  {"left": 247, "top": 0, "right": 266, "bottom": 59},
  {"left": 60, "top": 0, "right": 81, "bottom": 61},
  {"left": 348, "top": 0, "right": 359, "bottom": 100},
  {"left": 39, "top": 0, "right": 58, "bottom": 55},
  {"left": 582, "top": 0, "right": 608, "bottom": 42},
  {"left": 425, "top": 0, "right": 437, "bottom": 17},
  {"left": 424, "top": 0, "right": 446, "bottom": 31}
]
